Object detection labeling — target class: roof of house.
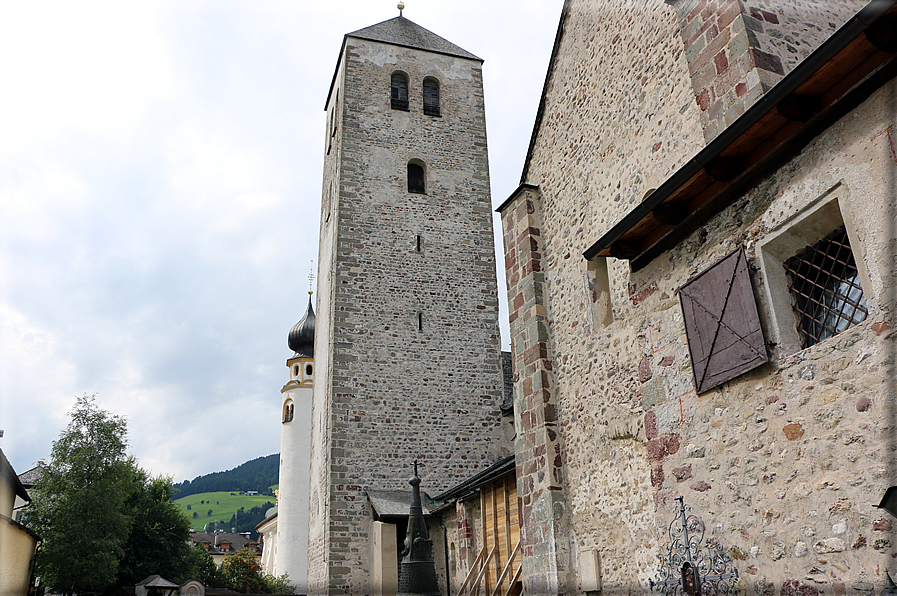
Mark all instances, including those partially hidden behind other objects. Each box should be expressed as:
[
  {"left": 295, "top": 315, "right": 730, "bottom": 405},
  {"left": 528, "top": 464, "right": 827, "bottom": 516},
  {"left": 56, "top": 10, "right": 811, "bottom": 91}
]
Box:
[
  {"left": 189, "top": 531, "right": 257, "bottom": 554},
  {"left": 432, "top": 455, "right": 516, "bottom": 505},
  {"left": 347, "top": 16, "right": 480, "bottom": 61},
  {"left": 137, "top": 575, "right": 180, "bottom": 588},
  {"left": 500, "top": 351, "right": 514, "bottom": 415},
  {"left": 17, "top": 465, "right": 43, "bottom": 488},
  {"left": 366, "top": 489, "right": 433, "bottom": 518},
  {"left": 0, "top": 449, "right": 30, "bottom": 502}
]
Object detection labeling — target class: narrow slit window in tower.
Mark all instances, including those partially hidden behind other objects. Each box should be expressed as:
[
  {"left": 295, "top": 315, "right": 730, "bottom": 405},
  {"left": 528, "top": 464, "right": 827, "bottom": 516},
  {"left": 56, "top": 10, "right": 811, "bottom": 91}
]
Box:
[{"left": 418, "top": 311, "right": 423, "bottom": 331}]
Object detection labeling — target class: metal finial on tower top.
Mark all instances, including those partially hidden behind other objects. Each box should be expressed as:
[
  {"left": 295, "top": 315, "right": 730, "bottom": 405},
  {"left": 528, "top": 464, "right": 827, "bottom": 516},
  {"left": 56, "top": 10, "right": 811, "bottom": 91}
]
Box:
[
  {"left": 398, "top": 2, "right": 404, "bottom": 16},
  {"left": 308, "top": 260, "right": 315, "bottom": 295}
]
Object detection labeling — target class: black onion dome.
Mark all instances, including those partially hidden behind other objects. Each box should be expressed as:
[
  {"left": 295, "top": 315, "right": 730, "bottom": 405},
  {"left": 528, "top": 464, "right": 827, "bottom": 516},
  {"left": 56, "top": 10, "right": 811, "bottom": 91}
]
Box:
[{"left": 288, "top": 295, "right": 315, "bottom": 358}]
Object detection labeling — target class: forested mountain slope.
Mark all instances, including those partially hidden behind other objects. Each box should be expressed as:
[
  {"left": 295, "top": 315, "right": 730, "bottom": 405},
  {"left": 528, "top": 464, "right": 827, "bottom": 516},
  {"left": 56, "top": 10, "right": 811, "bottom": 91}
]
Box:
[{"left": 173, "top": 454, "right": 279, "bottom": 498}]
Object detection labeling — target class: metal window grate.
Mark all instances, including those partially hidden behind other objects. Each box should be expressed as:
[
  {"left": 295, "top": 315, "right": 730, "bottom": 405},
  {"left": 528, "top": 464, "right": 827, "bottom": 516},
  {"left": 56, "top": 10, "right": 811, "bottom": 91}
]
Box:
[{"left": 784, "top": 227, "right": 867, "bottom": 348}]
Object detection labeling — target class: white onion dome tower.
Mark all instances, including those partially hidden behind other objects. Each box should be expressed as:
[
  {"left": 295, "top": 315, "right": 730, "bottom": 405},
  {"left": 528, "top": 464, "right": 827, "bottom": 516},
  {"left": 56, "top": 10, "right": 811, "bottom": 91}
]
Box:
[{"left": 275, "top": 289, "right": 315, "bottom": 592}]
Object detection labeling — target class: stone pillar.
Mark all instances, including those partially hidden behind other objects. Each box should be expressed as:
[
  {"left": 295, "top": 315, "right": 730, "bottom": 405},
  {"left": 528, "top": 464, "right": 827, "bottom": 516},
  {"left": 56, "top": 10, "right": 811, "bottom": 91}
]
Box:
[
  {"left": 665, "top": 0, "right": 863, "bottom": 145},
  {"left": 371, "top": 521, "right": 398, "bottom": 596},
  {"left": 499, "top": 185, "right": 571, "bottom": 595},
  {"left": 665, "top": 0, "right": 785, "bottom": 142}
]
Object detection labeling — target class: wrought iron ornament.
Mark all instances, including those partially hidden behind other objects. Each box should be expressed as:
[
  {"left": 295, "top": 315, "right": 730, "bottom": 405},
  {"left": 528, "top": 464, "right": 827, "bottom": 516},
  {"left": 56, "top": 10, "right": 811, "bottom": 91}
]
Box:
[
  {"left": 651, "top": 497, "right": 739, "bottom": 596},
  {"left": 397, "top": 460, "right": 441, "bottom": 596}
]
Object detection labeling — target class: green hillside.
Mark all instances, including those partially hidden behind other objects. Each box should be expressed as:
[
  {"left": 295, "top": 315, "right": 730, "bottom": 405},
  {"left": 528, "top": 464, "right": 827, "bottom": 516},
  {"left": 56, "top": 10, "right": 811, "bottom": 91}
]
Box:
[
  {"left": 173, "top": 454, "right": 279, "bottom": 499},
  {"left": 176, "top": 491, "right": 274, "bottom": 532}
]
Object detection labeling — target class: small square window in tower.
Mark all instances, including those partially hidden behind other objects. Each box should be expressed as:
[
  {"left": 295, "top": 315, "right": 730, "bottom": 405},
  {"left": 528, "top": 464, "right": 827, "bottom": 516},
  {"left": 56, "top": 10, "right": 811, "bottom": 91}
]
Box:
[
  {"left": 423, "top": 78, "right": 440, "bottom": 116},
  {"left": 783, "top": 227, "right": 867, "bottom": 348},
  {"left": 391, "top": 73, "right": 409, "bottom": 111},
  {"left": 679, "top": 247, "right": 768, "bottom": 394}
]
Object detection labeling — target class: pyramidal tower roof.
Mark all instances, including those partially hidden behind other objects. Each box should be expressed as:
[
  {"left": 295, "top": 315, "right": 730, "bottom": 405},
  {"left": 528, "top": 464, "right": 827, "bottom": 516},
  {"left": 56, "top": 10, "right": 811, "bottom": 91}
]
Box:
[{"left": 346, "top": 16, "right": 481, "bottom": 62}]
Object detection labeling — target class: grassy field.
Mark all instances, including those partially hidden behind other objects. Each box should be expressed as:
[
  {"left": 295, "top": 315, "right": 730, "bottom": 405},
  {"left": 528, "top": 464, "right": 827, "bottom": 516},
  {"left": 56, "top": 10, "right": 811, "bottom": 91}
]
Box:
[{"left": 175, "top": 491, "right": 275, "bottom": 532}]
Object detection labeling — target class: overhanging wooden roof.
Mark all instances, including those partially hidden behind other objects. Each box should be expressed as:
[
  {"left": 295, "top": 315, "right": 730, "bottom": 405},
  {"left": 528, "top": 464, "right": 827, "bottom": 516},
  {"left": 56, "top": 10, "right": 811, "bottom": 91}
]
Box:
[{"left": 583, "top": 0, "right": 897, "bottom": 271}]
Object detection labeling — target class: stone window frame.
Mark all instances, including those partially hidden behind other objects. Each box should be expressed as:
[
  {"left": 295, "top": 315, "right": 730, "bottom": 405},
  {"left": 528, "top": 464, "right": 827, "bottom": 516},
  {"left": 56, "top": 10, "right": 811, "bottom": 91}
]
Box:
[
  {"left": 585, "top": 257, "right": 613, "bottom": 328},
  {"left": 756, "top": 183, "right": 874, "bottom": 356}
]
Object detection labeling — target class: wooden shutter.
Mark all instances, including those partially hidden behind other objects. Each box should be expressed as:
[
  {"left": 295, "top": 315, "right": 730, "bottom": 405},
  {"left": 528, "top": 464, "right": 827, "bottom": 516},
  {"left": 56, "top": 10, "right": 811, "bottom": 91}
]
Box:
[
  {"left": 391, "top": 74, "right": 409, "bottom": 110},
  {"left": 423, "top": 79, "right": 440, "bottom": 116},
  {"left": 679, "top": 246, "right": 767, "bottom": 393}
]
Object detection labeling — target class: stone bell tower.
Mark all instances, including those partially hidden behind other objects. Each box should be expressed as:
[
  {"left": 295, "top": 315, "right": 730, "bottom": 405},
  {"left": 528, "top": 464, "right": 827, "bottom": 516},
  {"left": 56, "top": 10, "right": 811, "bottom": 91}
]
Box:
[{"left": 307, "top": 7, "right": 504, "bottom": 595}]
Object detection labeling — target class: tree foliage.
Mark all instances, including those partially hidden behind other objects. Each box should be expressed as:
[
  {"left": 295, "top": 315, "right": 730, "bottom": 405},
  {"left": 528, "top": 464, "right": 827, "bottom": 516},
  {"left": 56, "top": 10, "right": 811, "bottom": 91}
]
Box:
[
  {"left": 183, "top": 545, "right": 225, "bottom": 587},
  {"left": 221, "top": 549, "right": 267, "bottom": 593},
  {"left": 116, "top": 471, "right": 193, "bottom": 586},
  {"left": 30, "top": 395, "right": 134, "bottom": 593},
  {"left": 28, "top": 395, "right": 194, "bottom": 593},
  {"left": 219, "top": 549, "right": 296, "bottom": 594},
  {"left": 225, "top": 502, "right": 275, "bottom": 539}
]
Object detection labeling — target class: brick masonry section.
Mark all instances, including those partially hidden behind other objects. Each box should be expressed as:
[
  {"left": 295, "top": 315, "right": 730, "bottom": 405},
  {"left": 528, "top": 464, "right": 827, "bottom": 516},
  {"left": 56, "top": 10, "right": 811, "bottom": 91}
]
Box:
[
  {"left": 500, "top": 186, "right": 572, "bottom": 595},
  {"left": 666, "top": 0, "right": 863, "bottom": 142}
]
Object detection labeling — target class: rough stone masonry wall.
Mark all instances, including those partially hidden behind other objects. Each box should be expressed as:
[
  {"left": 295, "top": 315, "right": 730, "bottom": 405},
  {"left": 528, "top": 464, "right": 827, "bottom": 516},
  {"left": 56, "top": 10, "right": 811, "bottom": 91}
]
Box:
[
  {"left": 505, "top": 0, "right": 706, "bottom": 591},
  {"left": 665, "top": 0, "right": 862, "bottom": 142},
  {"left": 311, "top": 37, "right": 505, "bottom": 595},
  {"left": 506, "top": 0, "right": 897, "bottom": 592},
  {"left": 624, "top": 80, "right": 896, "bottom": 596},
  {"left": 307, "top": 49, "right": 347, "bottom": 594}
]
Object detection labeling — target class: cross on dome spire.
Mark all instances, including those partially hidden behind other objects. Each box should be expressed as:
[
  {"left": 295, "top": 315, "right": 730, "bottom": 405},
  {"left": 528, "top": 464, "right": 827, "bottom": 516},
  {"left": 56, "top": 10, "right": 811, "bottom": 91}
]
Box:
[{"left": 308, "top": 260, "right": 315, "bottom": 296}]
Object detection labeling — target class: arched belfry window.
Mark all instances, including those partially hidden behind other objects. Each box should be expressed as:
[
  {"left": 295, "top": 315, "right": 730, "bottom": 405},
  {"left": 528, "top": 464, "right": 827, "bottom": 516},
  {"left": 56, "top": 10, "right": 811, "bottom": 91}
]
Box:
[
  {"left": 423, "top": 78, "right": 440, "bottom": 116},
  {"left": 408, "top": 161, "right": 425, "bottom": 194},
  {"left": 391, "top": 73, "right": 409, "bottom": 111},
  {"left": 283, "top": 400, "right": 294, "bottom": 423}
]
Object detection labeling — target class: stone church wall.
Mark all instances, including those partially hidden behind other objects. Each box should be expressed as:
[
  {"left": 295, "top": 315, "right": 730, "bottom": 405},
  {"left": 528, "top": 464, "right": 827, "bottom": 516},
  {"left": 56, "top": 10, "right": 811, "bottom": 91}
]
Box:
[{"left": 502, "top": 0, "right": 895, "bottom": 593}]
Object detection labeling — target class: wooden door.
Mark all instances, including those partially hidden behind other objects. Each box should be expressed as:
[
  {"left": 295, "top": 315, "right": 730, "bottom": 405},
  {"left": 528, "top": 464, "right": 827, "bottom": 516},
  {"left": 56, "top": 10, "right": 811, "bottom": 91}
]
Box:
[{"left": 480, "top": 474, "right": 519, "bottom": 595}]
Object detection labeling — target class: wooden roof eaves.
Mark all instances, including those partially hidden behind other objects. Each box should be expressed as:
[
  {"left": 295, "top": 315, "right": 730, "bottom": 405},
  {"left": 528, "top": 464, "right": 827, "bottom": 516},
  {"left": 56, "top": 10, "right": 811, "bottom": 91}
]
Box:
[
  {"left": 583, "top": 0, "right": 897, "bottom": 268},
  {"left": 518, "top": 0, "right": 571, "bottom": 186}
]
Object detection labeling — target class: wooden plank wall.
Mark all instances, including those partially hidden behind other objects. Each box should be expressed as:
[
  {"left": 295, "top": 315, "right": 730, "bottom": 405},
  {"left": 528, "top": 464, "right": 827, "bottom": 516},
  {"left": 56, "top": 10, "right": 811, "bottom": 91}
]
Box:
[{"left": 480, "top": 474, "right": 520, "bottom": 595}]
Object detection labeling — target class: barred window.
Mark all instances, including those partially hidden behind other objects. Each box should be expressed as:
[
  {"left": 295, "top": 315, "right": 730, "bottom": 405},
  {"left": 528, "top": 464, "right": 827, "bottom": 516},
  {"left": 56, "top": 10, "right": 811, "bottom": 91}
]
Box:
[
  {"left": 423, "top": 77, "right": 440, "bottom": 116},
  {"left": 391, "top": 73, "right": 409, "bottom": 111},
  {"left": 784, "top": 227, "right": 867, "bottom": 348}
]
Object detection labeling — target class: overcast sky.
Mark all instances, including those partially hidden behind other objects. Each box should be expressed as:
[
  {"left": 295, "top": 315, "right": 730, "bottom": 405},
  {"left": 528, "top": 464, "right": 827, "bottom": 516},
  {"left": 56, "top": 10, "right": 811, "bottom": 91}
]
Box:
[{"left": 0, "top": 1, "right": 561, "bottom": 482}]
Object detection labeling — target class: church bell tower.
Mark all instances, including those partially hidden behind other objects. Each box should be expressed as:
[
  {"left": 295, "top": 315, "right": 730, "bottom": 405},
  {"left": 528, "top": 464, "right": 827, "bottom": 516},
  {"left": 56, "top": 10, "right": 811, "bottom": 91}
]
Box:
[
  {"left": 276, "top": 291, "right": 315, "bottom": 593},
  {"left": 307, "top": 8, "right": 504, "bottom": 595}
]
